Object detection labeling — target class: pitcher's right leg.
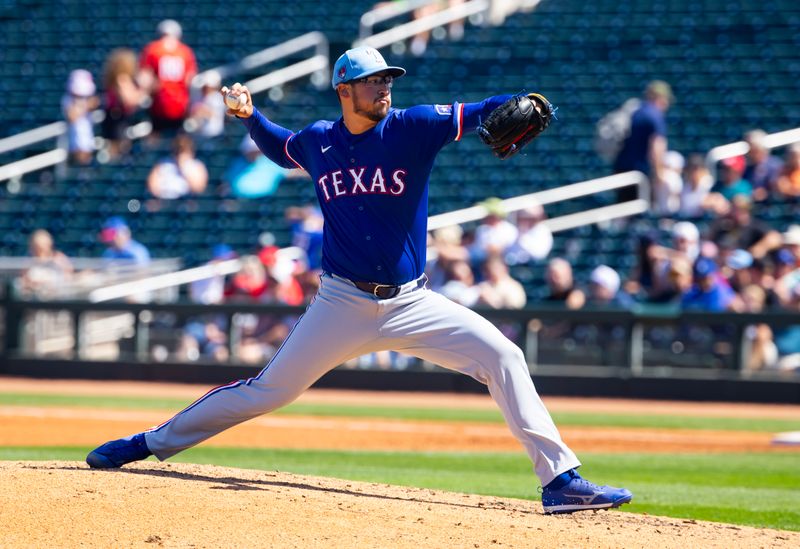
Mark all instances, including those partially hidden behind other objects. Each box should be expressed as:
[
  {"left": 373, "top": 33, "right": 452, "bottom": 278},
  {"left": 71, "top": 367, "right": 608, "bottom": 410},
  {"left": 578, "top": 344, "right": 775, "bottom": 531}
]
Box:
[{"left": 88, "top": 275, "right": 381, "bottom": 467}]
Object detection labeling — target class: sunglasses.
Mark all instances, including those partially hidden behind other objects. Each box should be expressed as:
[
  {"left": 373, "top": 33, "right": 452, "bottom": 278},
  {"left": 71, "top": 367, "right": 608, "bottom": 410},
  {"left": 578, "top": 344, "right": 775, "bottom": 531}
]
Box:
[{"left": 352, "top": 75, "right": 394, "bottom": 88}]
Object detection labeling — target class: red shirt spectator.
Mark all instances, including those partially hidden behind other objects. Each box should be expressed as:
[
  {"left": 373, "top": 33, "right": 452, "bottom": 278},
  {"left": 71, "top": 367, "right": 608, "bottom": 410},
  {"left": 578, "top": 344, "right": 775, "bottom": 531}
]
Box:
[{"left": 139, "top": 19, "right": 197, "bottom": 132}]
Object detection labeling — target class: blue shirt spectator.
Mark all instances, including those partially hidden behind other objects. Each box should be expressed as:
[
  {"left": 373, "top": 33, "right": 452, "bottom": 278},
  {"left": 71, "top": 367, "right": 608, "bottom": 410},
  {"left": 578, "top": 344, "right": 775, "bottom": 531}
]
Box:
[
  {"left": 680, "top": 258, "right": 734, "bottom": 311},
  {"left": 225, "top": 136, "right": 288, "bottom": 198},
  {"left": 613, "top": 81, "right": 671, "bottom": 177},
  {"left": 286, "top": 206, "right": 324, "bottom": 271},
  {"left": 712, "top": 155, "right": 752, "bottom": 201},
  {"left": 743, "top": 129, "right": 782, "bottom": 200},
  {"left": 100, "top": 217, "right": 151, "bottom": 265}
]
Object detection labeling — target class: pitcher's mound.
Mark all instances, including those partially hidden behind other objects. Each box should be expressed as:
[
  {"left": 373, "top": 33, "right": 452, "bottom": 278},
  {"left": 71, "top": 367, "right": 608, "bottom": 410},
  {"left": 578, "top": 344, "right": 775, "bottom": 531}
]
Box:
[{"left": 1, "top": 461, "right": 796, "bottom": 548}]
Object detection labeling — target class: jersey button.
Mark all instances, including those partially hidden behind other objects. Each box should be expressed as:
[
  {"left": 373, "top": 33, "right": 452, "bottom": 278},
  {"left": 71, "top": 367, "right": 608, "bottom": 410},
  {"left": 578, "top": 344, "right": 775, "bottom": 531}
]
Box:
[
  {"left": 366, "top": 235, "right": 371, "bottom": 241},
  {"left": 358, "top": 206, "right": 364, "bottom": 211},
  {"left": 376, "top": 266, "right": 382, "bottom": 270},
  {"left": 350, "top": 158, "right": 355, "bottom": 163},
  {"left": 349, "top": 146, "right": 354, "bottom": 150}
]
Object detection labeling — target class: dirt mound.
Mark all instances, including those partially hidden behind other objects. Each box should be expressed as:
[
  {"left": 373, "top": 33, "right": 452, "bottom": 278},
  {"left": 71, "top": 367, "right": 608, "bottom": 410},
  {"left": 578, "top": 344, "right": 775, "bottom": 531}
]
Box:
[{"left": 1, "top": 462, "right": 797, "bottom": 548}]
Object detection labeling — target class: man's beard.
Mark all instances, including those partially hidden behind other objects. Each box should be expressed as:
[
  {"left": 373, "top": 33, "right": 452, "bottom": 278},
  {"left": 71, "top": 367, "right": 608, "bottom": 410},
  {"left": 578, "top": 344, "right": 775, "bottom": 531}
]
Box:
[{"left": 353, "top": 94, "right": 390, "bottom": 122}]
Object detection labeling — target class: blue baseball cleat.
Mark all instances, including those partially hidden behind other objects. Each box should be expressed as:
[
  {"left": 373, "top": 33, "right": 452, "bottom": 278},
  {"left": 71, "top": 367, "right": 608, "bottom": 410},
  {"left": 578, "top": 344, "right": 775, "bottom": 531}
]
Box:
[
  {"left": 86, "top": 433, "right": 152, "bottom": 469},
  {"left": 541, "top": 470, "right": 633, "bottom": 514}
]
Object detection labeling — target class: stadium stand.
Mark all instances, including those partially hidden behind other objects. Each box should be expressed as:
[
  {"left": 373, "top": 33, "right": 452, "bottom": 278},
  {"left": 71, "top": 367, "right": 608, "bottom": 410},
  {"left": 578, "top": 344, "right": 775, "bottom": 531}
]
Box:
[{"left": 2, "top": 0, "right": 800, "bottom": 281}]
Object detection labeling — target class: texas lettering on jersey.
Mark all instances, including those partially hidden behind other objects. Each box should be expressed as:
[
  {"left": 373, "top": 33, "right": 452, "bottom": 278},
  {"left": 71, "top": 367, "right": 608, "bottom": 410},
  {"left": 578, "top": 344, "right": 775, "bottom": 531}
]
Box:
[{"left": 317, "top": 167, "right": 407, "bottom": 201}]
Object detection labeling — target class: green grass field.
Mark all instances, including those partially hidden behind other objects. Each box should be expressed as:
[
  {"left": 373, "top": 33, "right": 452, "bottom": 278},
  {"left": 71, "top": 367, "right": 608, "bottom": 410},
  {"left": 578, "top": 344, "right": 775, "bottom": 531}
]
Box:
[{"left": 2, "top": 391, "right": 799, "bottom": 531}]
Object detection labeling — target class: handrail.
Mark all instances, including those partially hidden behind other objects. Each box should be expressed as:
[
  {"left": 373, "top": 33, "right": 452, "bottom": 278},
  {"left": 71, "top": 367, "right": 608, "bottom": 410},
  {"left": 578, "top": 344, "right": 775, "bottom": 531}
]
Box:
[
  {"left": 88, "top": 258, "right": 243, "bottom": 303},
  {"left": 0, "top": 149, "right": 68, "bottom": 182},
  {"left": 244, "top": 54, "right": 329, "bottom": 95},
  {"left": 427, "top": 171, "right": 650, "bottom": 232},
  {"left": 191, "top": 31, "right": 328, "bottom": 90},
  {"left": 6, "top": 296, "right": 800, "bottom": 376},
  {"left": 354, "top": 0, "right": 490, "bottom": 50},
  {"left": 0, "top": 121, "right": 65, "bottom": 156},
  {"left": 85, "top": 246, "right": 307, "bottom": 303},
  {"left": 705, "top": 126, "right": 800, "bottom": 176},
  {"left": 359, "top": 0, "right": 439, "bottom": 39},
  {"left": 0, "top": 33, "right": 329, "bottom": 182}
]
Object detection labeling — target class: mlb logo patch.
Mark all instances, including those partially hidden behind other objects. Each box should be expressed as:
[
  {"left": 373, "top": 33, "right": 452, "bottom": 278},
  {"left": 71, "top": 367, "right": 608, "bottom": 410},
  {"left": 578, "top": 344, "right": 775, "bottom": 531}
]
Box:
[
  {"left": 435, "top": 104, "right": 452, "bottom": 116},
  {"left": 338, "top": 66, "right": 347, "bottom": 79}
]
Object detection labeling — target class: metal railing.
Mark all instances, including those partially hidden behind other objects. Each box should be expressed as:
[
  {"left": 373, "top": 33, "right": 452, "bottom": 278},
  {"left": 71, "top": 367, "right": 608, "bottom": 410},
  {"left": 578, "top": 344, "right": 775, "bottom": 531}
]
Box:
[
  {"left": 359, "top": 0, "right": 440, "bottom": 39},
  {"left": 354, "top": 0, "right": 490, "bottom": 50},
  {"left": 3, "top": 295, "right": 799, "bottom": 379},
  {"left": 705, "top": 126, "right": 800, "bottom": 178},
  {"left": 427, "top": 170, "right": 650, "bottom": 233}
]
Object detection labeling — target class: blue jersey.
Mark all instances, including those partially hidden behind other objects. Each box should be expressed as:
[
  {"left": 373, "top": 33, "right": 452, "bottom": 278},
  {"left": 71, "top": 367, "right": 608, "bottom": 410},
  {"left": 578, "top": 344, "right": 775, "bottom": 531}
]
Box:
[
  {"left": 243, "top": 96, "right": 509, "bottom": 284},
  {"left": 613, "top": 101, "right": 667, "bottom": 175}
]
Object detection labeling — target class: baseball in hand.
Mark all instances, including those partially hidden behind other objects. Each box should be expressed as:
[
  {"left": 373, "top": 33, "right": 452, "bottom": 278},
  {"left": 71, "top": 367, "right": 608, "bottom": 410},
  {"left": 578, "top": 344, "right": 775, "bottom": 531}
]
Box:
[{"left": 225, "top": 92, "right": 247, "bottom": 110}]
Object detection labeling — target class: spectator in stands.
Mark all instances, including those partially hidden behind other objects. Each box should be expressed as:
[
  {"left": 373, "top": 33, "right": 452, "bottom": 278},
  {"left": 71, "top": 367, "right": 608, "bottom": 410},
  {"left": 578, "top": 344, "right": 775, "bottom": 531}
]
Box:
[
  {"left": 632, "top": 222, "right": 700, "bottom": 302},
  {"left": 475, "top": 256, "right": 527, "bottom": 309},
  {"left": 680, "top": 257, "right": 735, "bottom": 312},
  {"left": 775, "top": 144, "right": 800, "bottom": 199},
  {"left": 19, "top": 229, "right": 74, "bottom": 298},
  {"left": 258, "top": 246, "right": 305, "bottom": 307},
  {"left": 739, "top": 284, "right": 779, "bottom": 371},
  {"left": 652, "top": 150, "right": 683, "bottom": 216},
  {"left": 543, "top": 258, "right": 585, "bottom": 309},
  {"left": 664, "top": 256, "right": 695, "bottom": 304},
  {"left": 62, "top": 69, "right": 99, "bottom": 166},
  {"left": 178, "top": 244, "right": 238, "bottom": 363},
  {"left": 723, "top": 248, "right": 754, "bottom": 295},
  {"left": 624, "top": 233, "right": 659, "bottom": 300},
  {"left": 100, "top": 48, "right": 145, "bottom": 161},
  {"left": 100, "top": 217, "right": 150, "bottom": 265},
  {"left": 226, "top": 255, "right": 267, "bottom": 302},
  {"left": 613, "top": 80, "right": 673, "bottom": 203},
  {"left": 468, "top": 197, "right": 518, "bottom": 265},
  {"left": 743, "top": 129, "right": 782, "bottom": 201},
  {"left": 224, "top": 136, "right": 288, "bottom": 199},
  {"left": 771, "top": 276, "right": 800, "bottom": 371},
  {"left": 711, "top": 155, "right": 752, "bottom": 203},
  {"left": 505, "top": 201, "right": 553, "bottom": 265},
  {"left": 146, "top": 134, "right": 208, "bottom": 200},
  {"left": 189, "top": 243, "right": 237, "bottom": 305},
  {"left": 748, "top": 256, "right": 781, "bottom": 309},
  {"left": 426, "top": 225, "right": 469, "bottom": 290},
  {"left": 671, "top": 221, "right": 701, "bottom": 263},
  {"left": 231, "top": 249, "right": 302, "bottom": 364},
  {"left": 679, "top": 153, "right": 715, "bottom": 217},
  {"left": 781, "top": 225, "right": 800, "bottom": 268},
  {"left": 706, "top": 195, "right": 782, "bottom": 260},
  {"left": 139, "top": 19, "right": 197, "bottom": 137},
  {"left": 186, "top": 70, "right": 226, "bottom": 139},
  {"left": 439, "top": 259, "right": 480, "bottom": 306},
  {"left": 286, "top": 205, "right": 325, "bottom": 272},
  {"left": 773, "top": 226, "right": 800, "bottom": 307},
  {"left": 586, "top": 265, "right": 634, "bottom": 309}
]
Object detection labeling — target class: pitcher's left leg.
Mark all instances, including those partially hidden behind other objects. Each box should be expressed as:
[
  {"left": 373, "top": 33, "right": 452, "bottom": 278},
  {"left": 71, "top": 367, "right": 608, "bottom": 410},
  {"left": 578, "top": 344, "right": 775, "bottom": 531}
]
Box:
[{"left": 383, "top": 289, "right": 579, "bottom": 486}]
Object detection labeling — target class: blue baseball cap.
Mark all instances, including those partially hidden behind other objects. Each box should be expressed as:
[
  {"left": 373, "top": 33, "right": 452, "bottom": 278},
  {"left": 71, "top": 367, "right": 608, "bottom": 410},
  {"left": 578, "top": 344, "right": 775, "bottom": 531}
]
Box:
[
  {"left": 726, "top": 249, "right": 753, "bottom": 270},
  {"left": 100, "top": 216, "right": 129, "bottom": 242},
  {"left": 694, "top": 257, "right": 719, "bottom": 278},
  {"left": 211, "top": 243, "right": 236, "bottom": 260},
  {"left": 331, "top": 46, "right": 406, "bottom": 89}
]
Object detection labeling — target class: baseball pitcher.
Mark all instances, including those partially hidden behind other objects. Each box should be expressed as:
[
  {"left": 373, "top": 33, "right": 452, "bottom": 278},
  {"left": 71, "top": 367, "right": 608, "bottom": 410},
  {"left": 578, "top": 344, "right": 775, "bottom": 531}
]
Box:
[{"left": 87, "top": 46, "right": 632, "bottom": 514}]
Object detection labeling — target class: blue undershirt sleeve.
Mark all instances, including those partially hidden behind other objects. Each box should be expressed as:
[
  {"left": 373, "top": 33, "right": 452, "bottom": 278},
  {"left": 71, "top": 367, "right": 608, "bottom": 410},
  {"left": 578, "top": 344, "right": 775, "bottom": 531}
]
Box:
[
  {"left": 460, "top": 94, "right": 513, "bottom": 133},
  {"left": 239, "top": 108, "right": 299, "bottom": 170}
]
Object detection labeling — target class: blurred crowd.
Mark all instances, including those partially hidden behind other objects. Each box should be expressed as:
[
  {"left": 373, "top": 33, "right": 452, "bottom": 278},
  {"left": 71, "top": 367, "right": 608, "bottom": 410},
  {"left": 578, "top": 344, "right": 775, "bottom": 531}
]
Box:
[{"left": 21, "top": 25, "right": 800, "bottom": 373}]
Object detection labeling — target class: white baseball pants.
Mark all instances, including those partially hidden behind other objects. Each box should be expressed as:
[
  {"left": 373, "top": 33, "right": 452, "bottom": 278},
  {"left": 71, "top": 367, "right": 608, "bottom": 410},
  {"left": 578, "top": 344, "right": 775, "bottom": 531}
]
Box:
[{"left": 144, "top": 273, "right": 580, "bottom": 485}]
